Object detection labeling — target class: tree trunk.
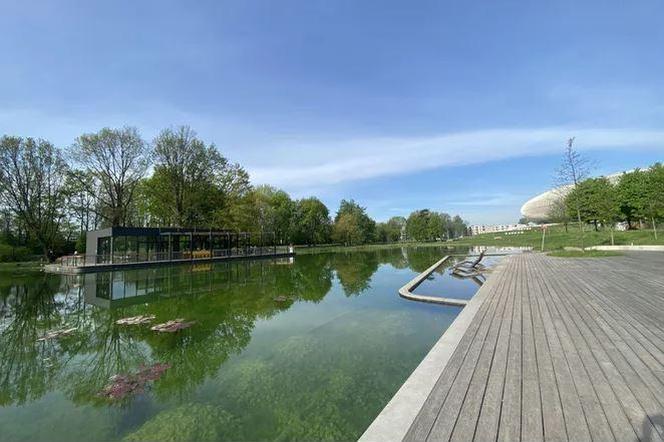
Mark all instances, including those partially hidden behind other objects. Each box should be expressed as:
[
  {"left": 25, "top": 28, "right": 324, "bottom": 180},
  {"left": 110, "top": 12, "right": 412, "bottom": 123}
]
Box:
[
  {"left": 610, "top": 228, "right": 615, "bottom": 246},
  {"left": 576, "top": 208, "right": 584, "bottom": 249},
  {"left": 653, "top": 217, "right": 658, "bottom": 240}
]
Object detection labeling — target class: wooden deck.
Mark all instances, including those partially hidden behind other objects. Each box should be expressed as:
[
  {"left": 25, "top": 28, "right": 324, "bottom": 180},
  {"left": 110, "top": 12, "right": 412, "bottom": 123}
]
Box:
[{"left": 364, "top": 252, "right": 664, "bottom": 442}]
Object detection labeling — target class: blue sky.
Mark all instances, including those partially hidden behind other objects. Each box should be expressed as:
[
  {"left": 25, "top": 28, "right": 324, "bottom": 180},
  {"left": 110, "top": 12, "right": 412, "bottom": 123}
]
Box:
[{"left": 1, "top": 0, "right": 663, "bottom": 224}]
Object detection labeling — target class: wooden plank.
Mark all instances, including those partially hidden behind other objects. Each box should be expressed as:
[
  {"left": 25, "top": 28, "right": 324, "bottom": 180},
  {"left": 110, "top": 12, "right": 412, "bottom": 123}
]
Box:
[
  {"left": 424, "top": 260, "right": 514, "bottom": 441},
  {"left": 530, "top": 258, "right": 596, "bottom": 441},
  {"left": 497, "top": 256, "right": 523, "bottom": 442},
  {"left": 520, "top": 257, "right": 544, "bottom": 442},
  {"left": 527, "top": 261, "right": 569, "bottom": 442},
  {"left": 404, "top": 258, "right": 515, "bottom": 441},
  {"left": 448, "top": 255, "right": 518, "bottom": 442},
  {"left": 548, "top": 258, "right": 664, "bottom": 441},
  {"left": 388, "top": 252, "right": 664, "bottom": 442},
  {"left": 537, "top": 256, "right": 660, "bottom": 442},
  {"left": 472, "top": 258, "right": 519, "bottom": 442}
]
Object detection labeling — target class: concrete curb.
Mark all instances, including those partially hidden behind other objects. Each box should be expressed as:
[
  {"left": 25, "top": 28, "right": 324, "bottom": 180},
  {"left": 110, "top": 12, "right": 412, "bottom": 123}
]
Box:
[
  {"left": 586, "top": 245, "right": 664, "bottom": 251},
  {"left": 397, "top": 256, "right": 468, "bottom": 307}
]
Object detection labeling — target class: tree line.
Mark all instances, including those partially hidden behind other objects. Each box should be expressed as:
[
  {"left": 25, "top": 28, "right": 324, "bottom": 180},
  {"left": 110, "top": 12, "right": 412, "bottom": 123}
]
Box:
[
  {"left": 552, "top": 161, "right": 664, "bottom": 243},
  {"left": 0, "top": 126, "right": 468, "bottom": 260}
]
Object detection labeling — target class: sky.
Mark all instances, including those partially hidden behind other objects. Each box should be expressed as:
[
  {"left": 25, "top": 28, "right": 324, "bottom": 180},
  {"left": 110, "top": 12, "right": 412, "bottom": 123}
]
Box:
[{"left": 1, "top": 0, "right": 663, "bottom": 224}]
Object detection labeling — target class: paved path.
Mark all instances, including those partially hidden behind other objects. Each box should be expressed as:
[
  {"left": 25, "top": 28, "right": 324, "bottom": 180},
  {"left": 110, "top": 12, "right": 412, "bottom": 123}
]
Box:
[{"left": 363, "top": 252, "right": 664, "bottom": 442}]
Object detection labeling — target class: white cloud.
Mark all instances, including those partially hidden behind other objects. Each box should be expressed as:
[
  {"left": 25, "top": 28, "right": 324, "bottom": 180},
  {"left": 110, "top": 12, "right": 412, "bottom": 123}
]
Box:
[{"left": 247, "top": 128, "right": 664, "bottom": 189}]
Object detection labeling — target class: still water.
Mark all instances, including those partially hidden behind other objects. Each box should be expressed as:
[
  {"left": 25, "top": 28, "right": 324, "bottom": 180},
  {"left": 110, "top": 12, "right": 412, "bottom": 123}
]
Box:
[{"left": 1, "top": 247, "right": 478, "bottom": 442}]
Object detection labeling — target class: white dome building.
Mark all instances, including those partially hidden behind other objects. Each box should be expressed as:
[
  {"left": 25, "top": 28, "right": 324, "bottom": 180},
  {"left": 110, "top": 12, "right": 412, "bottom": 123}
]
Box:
[{"left": 520, "top": 171, "right": 628, "bottom": 222}]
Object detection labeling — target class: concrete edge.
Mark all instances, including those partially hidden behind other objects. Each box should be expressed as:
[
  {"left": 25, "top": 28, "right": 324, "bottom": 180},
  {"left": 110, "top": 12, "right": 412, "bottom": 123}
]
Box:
[
  {"left": 397, "top": 256, "right": 468, "bottom": 307},
  {"left": 358, "top": 256, "right": 513, "bottom": 442},
  {"left": 586, "top": 245, "right": 664, "bottom": 251}
]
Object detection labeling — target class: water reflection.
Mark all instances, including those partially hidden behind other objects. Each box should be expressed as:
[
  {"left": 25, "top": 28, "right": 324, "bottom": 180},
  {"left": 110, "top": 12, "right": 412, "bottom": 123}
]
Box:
[{"left": 0, "top": 246, "right": 474, "bottom": 441}]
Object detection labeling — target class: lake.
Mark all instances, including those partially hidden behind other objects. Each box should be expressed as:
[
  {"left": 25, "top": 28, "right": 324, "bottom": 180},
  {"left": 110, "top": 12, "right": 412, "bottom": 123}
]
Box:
[{"left": 0, "top": 246, "right": 485, "bottom": 441}]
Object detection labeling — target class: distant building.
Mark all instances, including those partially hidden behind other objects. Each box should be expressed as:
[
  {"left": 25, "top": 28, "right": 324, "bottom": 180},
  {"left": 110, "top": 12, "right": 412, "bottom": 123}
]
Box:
[
  {"left": 469, "top": 223, "right": 533, "bottom": 236},
  {"left": 520, "top": 169, "right": 638, "bottom": 222}
]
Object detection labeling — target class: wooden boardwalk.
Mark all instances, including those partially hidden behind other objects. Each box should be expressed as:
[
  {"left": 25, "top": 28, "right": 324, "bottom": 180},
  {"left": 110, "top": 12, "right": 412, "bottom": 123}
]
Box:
[{"left": 365, "top": 252, "right": 664, "bottom": 442}]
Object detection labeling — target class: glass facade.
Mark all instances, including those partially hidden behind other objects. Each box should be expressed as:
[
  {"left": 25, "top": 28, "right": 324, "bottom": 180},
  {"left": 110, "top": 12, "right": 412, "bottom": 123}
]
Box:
[{"left": 88, "top": 228, "right": 283, "bottom": 266}]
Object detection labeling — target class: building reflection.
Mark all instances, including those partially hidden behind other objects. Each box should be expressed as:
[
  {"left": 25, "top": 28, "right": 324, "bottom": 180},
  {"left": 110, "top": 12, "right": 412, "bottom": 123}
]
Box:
[{"left": 83, "top": 257, "right": 295, "bottom": 308}]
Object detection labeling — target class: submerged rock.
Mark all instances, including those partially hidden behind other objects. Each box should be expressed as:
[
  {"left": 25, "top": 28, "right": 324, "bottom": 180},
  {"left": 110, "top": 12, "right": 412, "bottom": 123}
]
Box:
[
  {"left": 36, "top": 327, "right": 77, "bottom": 342},
  {"left": 116, "top": 315, "right": 156, "bottom": 326},
  {"left": 99, "top": 362, "right": 171, "bottom": 401},
  {"left": 150, "top": 319, "right": 195, "bottom": 333}
]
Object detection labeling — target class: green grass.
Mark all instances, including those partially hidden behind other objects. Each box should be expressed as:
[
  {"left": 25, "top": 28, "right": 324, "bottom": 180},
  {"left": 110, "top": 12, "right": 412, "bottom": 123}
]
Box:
[
  {"left": 451, "top": 224, "right": 663, "bottom": 251},
  {"left": 294, "top": 225, "right": 663, "bottom": 255},
  {"left": 547, "top": 250, "right": 622, "bottom": 258},
  {"left": 0, "top": 261, "right": 43, "bottom": 272},
  {"left": 294, "top": 241, "right": 452, "bottom": 255}
]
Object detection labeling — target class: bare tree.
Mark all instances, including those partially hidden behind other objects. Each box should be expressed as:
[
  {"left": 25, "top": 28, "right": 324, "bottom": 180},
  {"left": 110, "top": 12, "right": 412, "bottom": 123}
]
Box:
[
  {"left": 70, "top": 127, "right": 149, "bottom": 226},
  {"left": 554, "top": 137, "right": 594, "bottom": 246},
  {"left": 0, "top": 136, "right": 69, "bottom": 260}
]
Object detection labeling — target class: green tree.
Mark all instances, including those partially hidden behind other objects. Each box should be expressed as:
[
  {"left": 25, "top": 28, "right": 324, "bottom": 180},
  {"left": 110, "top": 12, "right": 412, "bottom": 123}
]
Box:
[
  {"left": 450, "top": 215, "right": 468, "bottom": 238},
  {"left": 334, "top": 200, "right": 376, "bottom": 244},
  {"left": 151, "top": 126, "right": 247, "bottom": 227},
  {"left": 333, "top": 212, "right": 363, "bottom": 246},
  {"left": 292, "top": 198, "right": 331, "bottom": 245},
  {"left": 405, "top": 210, "right": 438, "bottom": 241},
  {"left": 70, "top": 127, "right": 149, "bottom": 226},
  {"left": 565, "top": 178, "right": 619, "bottom": 233},
  {"left": 0, "top": 136, "right": 69, "bottom": 259},
  {"left": 616, "top": 169, "right": 648, "bottom": 229},
  {"left": 555, "top": 137, "right": 593, "bottom": 247},
  {"left": 385, "top": 216, "right": 406, "bottom": 241},
  {"left": 641, "top": 163, "right": 664, "bottom": 239},
  {"left": 246, "top": 185, "right": 295, "bottom": 243}
]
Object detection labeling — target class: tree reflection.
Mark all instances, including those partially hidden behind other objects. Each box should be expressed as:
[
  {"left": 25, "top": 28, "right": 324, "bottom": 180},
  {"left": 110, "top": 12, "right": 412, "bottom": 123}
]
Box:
[
  {"left": 0, "top": 274, "right": 68, "bottom": 405},
  {"left": 331, "top": 251, "right": 380, "bottom": 295},
  {"left": 0, "top": 247, "right": 456, "bottom": 409}
]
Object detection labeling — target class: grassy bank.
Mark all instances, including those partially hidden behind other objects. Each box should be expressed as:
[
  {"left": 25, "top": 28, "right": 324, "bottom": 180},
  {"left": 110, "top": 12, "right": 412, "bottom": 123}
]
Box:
[
  {"left": 294, "top": 241, "right": 452, "bottom": 255},
  {"left": 0, "top": 261, "right": 43, "bottom": 272},
  {"left": 547, "top": 250, "right": 622, "bottom": 258},
  {"left": 451, "top": 225, "right": 663, "bottom": 251},
  {"left": 294, "top": 225, "right": 663, "bottom": 255}
]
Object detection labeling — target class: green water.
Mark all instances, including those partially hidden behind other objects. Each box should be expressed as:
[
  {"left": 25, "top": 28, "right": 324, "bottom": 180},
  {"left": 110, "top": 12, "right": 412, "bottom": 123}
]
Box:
[{"left": 0, "top": 247, "right": 467, "bottom": 442}]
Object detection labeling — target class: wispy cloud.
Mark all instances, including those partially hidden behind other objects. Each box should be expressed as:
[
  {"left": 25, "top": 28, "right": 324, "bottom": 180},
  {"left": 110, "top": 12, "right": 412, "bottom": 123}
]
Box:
[
  {"left": 248, "top": 127, "right": 664, "bottom": 189},
  {"left": 442, "top": 192, "right": 529, "bottom": 207}
]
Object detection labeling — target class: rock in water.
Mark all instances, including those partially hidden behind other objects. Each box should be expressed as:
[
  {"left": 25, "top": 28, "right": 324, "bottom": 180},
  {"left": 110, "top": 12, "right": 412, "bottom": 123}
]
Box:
[
  {"left": 36, "top": 327, "right": 77, "bottom": 342},
  {"left": 100, "top": 362, "right": 171, "bottom": 400},
  {"left": 116, "top": 315, "right": 156, "bottom": 326},
  {"left": 150, "top": 319, "right": 195, "bottom": 333}
]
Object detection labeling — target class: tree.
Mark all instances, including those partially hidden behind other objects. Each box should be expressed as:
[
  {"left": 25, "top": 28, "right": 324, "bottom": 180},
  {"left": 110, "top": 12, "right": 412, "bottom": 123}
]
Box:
[
  {"left": 616, "top": 169, "right": 648, "bottom": 229},
  {"left": 70, "top": 127, "right": 149, "bottom": 226},
  {"left": 386, "top": 216, "right": 406, "bottom": 241},
  {"left": 292, "top": 198, "right": 331, "bottom": 245},
  {"left": 245, "top": 185, "right": 294, "bottom": 243},
  {"left": 547, "top": 197, "right": 571, "bottom": 232},
  {"left": 565, "top": 178, "right": 620, "bottom": 235},
  {"left": 641, "top": 163, "right": 664, "bottom": 240},
  {"left": 151, "top": 126, "right": 239, "bottom": 227},
  {"left": 334, "top": 200, "right": 376, "bottom": 244},
  {"left": 450, "top": 215, "right": 468, "bottom": 238},
  {"left": 555, "top": 137, "right": 593, "bottom": 246},
  {"left": 63, "top": 170, "right": 99, "bottom": 234},
  {"left": 405, "top": 210, "right": 437, "bottom": 241},
  {"left": 332, "top": 212, "right": 363, "bottom": 246},
  {"left": 375, "top": 216, "right": 406, "bottom": 243},
  {"left": 0, "top": 136, "right": 69, "bottom": 259}
]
